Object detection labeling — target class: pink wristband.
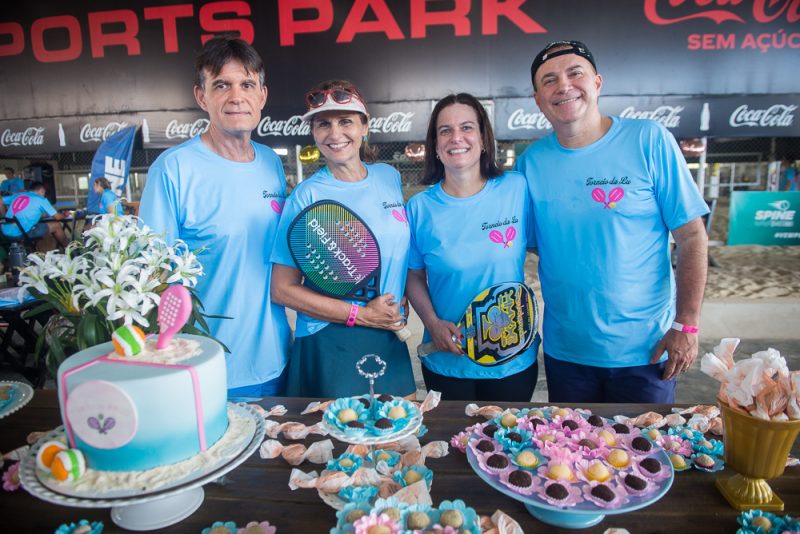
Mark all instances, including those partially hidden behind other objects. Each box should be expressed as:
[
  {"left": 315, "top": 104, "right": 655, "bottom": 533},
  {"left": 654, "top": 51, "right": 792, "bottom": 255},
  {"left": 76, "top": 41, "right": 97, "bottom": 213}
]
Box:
[
  {"left": 346, "top": 303, "right": 359, "bottom": 327},
  {"left": 671, "top": 321, "right": 699, "bottom": 334}
]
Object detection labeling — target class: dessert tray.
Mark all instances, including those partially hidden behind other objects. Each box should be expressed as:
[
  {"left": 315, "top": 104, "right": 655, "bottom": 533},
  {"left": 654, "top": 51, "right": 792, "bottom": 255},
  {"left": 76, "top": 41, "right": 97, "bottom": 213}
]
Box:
[
  {"left": 20, "top": 402, "right": 265, "bottom": 531},
  {"left": 0, "top": 380, "right": 34, "bottom": 419},
  {"left": 465, "top": 407, "right": 674, "bottom": 529}
]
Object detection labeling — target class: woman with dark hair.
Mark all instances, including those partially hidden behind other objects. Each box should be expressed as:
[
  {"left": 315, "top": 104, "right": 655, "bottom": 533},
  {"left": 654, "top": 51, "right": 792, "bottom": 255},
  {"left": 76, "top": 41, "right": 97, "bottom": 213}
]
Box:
[
  {"left": 93, "top": 177, "right": 123, "bottom": 215},
  {"left": 405, "top": 93, "right": 540, "bottom": 401},
  {"left": 270, "top": 80, "right": 415, "bottom": 398}
]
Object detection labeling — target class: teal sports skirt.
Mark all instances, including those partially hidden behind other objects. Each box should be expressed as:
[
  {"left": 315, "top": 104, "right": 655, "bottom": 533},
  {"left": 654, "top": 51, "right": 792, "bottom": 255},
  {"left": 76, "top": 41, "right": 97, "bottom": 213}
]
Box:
[{"left": 285, "top": 322, "right": 415, "bottom": 398}]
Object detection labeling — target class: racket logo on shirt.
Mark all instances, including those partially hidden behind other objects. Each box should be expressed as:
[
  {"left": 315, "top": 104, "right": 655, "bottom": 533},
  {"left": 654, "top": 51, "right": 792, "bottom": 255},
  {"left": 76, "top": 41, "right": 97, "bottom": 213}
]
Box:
[
  {"left": 489, "top": 226, "right": 516, "bottom": 248},
  {"left": 270, "top": 200, "right": 285, "bottom": 214},
  {"left": 391, "top": 208, "right": 408, "bottom": 225},
  {"left": 10, "top": 195, "right": 30, "bottom": 214},
  {"left": 591, "top": 187, "right": 625, "bottom": 209}
]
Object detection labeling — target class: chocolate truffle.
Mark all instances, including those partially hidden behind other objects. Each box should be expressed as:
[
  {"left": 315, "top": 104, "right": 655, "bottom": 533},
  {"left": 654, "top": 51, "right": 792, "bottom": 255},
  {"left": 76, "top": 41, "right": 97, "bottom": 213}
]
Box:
[
  {"left": 346, "top": 509, "right": 367, "bottom": 522},
  {"left": 379, "top": 507, "right": 401, "bottom": 522},
  {"left": 509, "top": 470, "right": 533, "bottom": 487},
  {"left": 631, "top": 437, "right": 652, "bottom": 452},
  {"left": 357, "top": 397, "right": 370, "bottom": 408},
  {"left": 487, "top": 454, "right": 509, "bottom": 469},
  {"left": 624, "top": 474, "right": 648, "bottom": 491},
  {"left": 374, "top": 418, "right": 393, "bottom": 429},
  {"left": 640, "top": 458, "right": 661, "bottom": 474},
  {"left": 561, "top": 420, "right": 579, "bottom": 431},
  {"left": 377, "top": 393, "right": 394, "bottom": 402},
  {"left": 406, "top": 511, "right": 431, "bottom": 529},
  {"left": 578, "top": 438, "right": 597, "bottom": 450},
  {"left": 506, "top": 432, "right": 523, "bottom": 443},
  {"left": 346, "top": 421, "right": 365, "bottom": 429},
  {"left": 587, "top": 414, "right": 605, "bottom": 427},
  {"left": 545, "top": 483, "right": 569, "bottom": 500},
  {"left": 529, "top": 417, "right": 546, "bottom": 428},
  {"left": 439, "top": 510, "right": 464, "bottom": 528},
  {"left": 476, "top": 440, "right": 495, "bottom": 453},
  {"left": 482, "top": 424, "right": 499, "bottom": 438},
  {"left": 612, "top": 423, "right": 631, "bottom": 434},
  {"left": 591, "top": 484, "right": 615, "bottom": 502}
]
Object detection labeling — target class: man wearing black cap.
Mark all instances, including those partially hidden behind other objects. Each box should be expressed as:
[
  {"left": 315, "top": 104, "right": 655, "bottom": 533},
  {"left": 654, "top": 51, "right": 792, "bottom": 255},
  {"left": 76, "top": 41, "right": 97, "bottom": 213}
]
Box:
[{"left": 515, "top": 41, "right": 710, "bottom": 403}]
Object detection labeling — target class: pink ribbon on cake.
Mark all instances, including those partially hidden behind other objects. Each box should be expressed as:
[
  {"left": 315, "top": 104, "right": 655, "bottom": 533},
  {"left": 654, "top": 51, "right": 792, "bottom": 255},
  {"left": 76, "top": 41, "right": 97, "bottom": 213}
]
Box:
[{"left": 61, "top": 354, "right": 207, "bottom": 451}]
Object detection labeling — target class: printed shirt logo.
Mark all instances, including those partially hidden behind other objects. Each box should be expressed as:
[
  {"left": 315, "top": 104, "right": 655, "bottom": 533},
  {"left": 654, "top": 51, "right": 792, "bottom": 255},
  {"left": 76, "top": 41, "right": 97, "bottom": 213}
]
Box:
[
  {"left": 391, "top": 208, "right": 408, "bottom": 224},
  {"left": 271, "top": 200, "right": 285, "bottom": 214},
  {"left": 489, "top": 226, "right": 516, "bottom": 248},
  {"left": 10, "top": 195, "right": 30, "bottom": 214},
  {"left": 591, "top": 187, "right": 625, "bottom": 209}
]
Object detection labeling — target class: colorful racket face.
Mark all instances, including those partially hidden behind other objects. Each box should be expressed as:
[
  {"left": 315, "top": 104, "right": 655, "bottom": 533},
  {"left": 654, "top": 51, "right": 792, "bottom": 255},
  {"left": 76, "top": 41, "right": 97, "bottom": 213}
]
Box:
[
  {"left": 288, "top": 200, "right": 381, "bottom": 303},
  {"left": 462, "top": 282, "right": 538, "bottom": 366},
  {"left": 417, "top": 282, "right": 538, "bottom": 366}
]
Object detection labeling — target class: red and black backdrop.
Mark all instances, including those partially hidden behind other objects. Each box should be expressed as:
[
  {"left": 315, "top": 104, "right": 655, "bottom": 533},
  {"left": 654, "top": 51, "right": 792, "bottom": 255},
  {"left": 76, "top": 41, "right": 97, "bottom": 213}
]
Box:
[{"left": 0, "top": 0, "right": 798, "bottom": 154}]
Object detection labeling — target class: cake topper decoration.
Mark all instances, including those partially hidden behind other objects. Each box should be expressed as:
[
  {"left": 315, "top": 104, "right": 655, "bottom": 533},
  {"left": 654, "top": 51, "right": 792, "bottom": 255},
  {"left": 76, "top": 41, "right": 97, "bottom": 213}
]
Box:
[
  {"left": 356, "top": 354, "right": 386, "bottom": 418},
  {"left": 156, "top": 285, "right": 192, "bottom": 350}
]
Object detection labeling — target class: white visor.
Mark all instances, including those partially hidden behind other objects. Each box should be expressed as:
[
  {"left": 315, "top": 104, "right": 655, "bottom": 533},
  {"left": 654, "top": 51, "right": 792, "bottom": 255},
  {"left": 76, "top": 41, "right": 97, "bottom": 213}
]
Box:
[{"left": 302, "top": 95, "right": 369, "bottom": 122}]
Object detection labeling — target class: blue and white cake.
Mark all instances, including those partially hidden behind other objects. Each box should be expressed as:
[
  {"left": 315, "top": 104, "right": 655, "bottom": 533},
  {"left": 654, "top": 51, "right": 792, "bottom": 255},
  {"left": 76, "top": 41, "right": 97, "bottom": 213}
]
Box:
[{"left": 56, "top": 334, "right": 228, "bottom": 472}]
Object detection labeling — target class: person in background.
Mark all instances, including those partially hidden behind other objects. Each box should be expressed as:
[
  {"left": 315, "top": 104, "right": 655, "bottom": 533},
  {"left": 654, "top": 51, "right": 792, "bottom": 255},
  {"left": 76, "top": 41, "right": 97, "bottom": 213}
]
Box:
[
  {"left": 93, "top": 178, "right": 124, "bottom": 215},
  {"left": 0, "top": 181, "right": 68, "bottom": 247},
  {"left": 515, "top": 40, "right": 709, "bottom": 403},
  {"left": 781, "top": 156, "right": 798, "bottom": 191},
  {"left": 1, "top": 168, "right": 25, "bottom": 196},
  {"left": 139, "top": 35, "right": 290, "bottom": 398},
  {"left": 405, "top": 93, "right": 540, "bottom": 401},
  {"left": 270, "top": 79, "right": 415, "bottom": 398}
]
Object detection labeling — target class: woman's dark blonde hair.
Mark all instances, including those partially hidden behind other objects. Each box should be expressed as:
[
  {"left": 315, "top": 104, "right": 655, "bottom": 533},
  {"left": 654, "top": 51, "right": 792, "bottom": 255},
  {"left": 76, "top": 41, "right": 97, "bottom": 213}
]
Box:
[
  {"left": 423, "top": 93, "right": 502, "bottom": 185},
  {"left": 94, "top": 177, "right": 112, "bottom": 190},
  {"left": 307, "top": 79, "right": 377, "bottom": 163}
]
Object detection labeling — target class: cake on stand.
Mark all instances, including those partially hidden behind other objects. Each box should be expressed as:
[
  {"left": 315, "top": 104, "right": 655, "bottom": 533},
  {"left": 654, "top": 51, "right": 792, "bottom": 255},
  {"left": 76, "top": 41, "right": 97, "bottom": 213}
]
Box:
[{"left": 20, "top": 402, "right": 265, "bottom": 531}]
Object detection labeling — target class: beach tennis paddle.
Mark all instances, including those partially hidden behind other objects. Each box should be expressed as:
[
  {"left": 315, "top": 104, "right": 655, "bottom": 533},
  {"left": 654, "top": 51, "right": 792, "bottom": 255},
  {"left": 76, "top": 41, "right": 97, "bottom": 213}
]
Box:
[
  {"left": 287, "top": 200, "right": 411, "bottom": 342},
  {"left": 417, "top": 282, "right": 538, "bottom": 366},
  {"left": 156, "top": 284, "right": 193, "bottom": 349}
]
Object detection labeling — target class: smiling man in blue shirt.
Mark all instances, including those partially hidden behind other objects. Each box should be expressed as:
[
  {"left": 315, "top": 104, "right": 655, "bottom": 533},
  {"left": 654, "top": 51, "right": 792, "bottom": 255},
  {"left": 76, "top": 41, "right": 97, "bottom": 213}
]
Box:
[
  {"left": 139, "top": 36, "right": 290, "bottom": 398},
  {"left": 515, "top": 41, "right": 709, "bottom": 403}
]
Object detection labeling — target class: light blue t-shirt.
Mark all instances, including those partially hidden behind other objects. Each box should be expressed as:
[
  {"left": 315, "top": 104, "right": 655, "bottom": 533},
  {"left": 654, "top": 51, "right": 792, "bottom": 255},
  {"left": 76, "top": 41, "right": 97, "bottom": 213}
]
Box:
[
  {"left": 139, "top": 136, "right": 290, "bottom": 389},
  {"left": 2, "top": 192, "right": 56, "bottom": 236},
  {"left": 406, "top": 172, "right": 539, "bottom": 379},
  {"left": 100, "top": 190, "right": 124, "bottom": 215},
  {"left": 1, "top": 177, "right": 25, "bottom": 194},
  {"left": 515, "top": 117, "right": 709, "bottom": 368},
  {"left": 271, "top": 163, "right": 410, "bottom": 338}
]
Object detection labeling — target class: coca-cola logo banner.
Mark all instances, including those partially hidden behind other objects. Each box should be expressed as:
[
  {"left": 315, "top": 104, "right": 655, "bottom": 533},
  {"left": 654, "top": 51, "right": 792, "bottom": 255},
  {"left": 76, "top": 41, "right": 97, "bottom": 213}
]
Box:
[{"left": 0, "top": 0, "right": 797, "bottom": 153}]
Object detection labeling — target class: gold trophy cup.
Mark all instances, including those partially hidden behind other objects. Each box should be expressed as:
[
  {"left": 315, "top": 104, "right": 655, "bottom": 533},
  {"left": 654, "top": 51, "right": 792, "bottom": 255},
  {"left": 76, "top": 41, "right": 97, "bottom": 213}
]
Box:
[{"left": 716, "top": 401, "right": 800, "bottom": 511}]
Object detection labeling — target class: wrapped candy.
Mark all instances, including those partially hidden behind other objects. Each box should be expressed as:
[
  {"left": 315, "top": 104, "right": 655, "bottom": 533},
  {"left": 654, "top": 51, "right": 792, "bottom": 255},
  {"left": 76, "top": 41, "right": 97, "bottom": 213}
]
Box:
[
  {"left": 301, "top": 400, "right": 334, "bottom": 415},
  {"left": 259, "top": 439, "right": 334, "bottom": 465},
  {"left": 480, "top": 510, "right": 524, "bottom": 534},
  {"left": 613, "top": 412, "right": 666, "bottom": 429},
  {"left": 700, "top": 338, "right": 799, "bottom": 421},
  {"left": 465, "top": 404, "right": 510, "bottom": 419},
  {"left": 400, "top": 441, "right": 449, "bottom": 467},
  {"left": 248, "top": 404, "right": 287, "bottom": 418},
  {"left": 417, "top": 390, "right": 441, "bottom": 413},
  {"left": 289, "top": 468, "right": 353, "bottom": 492},
  {"left": 264, "top": 420, "right": 328, "bottom": 440}
]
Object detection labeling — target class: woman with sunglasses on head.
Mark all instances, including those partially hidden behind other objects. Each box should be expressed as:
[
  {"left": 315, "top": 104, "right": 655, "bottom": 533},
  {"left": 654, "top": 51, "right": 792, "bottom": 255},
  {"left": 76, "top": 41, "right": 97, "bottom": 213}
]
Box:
[
  {"left": 405, "top": 93, "right": 541, "bottom": 402},
  {"left": 270, "top": 80, "right": 416, "bottom": 398}
]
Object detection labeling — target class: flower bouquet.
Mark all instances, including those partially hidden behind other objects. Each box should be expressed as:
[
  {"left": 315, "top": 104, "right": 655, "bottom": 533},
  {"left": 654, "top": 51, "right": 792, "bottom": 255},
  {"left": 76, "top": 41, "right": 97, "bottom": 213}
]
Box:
[{"left": 19, "top": 214, "right": 218, "bottom": 376}]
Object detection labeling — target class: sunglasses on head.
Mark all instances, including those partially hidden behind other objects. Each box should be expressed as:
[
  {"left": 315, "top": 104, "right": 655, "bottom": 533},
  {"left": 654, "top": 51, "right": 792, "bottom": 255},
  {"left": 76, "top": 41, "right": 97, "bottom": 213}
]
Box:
[{"left": 305, "top": 86, "right": 363, "bottom": 109}]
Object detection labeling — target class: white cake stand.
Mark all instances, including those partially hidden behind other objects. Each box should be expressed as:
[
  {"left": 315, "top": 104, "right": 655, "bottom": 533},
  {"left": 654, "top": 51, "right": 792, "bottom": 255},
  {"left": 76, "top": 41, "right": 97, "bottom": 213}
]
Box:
[{"left": 20, "top": 403, "right": 265, "bottom": 531}]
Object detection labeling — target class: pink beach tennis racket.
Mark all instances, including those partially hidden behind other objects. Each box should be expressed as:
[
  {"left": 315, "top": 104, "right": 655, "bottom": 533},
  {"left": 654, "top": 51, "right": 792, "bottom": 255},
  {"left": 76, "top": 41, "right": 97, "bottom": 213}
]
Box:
[{"left": 156, "top": 284, "right": 192, "bottom": 349}]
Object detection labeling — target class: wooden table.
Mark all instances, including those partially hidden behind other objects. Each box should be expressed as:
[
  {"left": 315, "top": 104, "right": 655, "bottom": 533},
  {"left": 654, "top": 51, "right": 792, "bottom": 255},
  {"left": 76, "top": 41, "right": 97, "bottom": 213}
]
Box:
[{"left": 1, "top": 393, "right": 798, "bottom": 533}]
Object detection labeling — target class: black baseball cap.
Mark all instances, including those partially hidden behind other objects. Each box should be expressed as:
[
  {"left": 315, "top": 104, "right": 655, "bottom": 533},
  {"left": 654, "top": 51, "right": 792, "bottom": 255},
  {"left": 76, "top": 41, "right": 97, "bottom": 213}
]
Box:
[{"left": 530, "top": 40, "right": 597, "bottom": 85}]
